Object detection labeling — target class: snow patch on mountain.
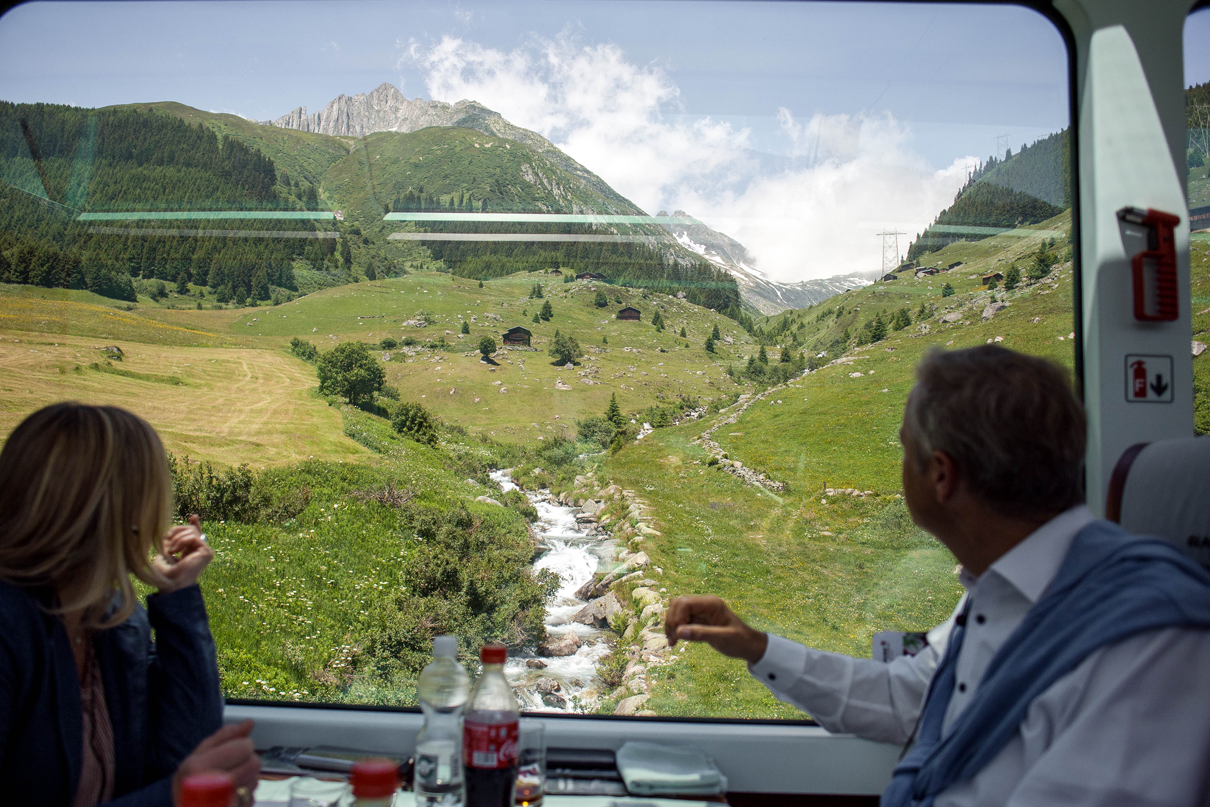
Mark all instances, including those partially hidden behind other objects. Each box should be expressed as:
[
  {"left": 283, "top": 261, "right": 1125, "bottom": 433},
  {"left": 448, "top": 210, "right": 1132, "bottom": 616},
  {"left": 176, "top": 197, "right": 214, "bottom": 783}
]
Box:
[{"left": 661, "top": 211, "right": 872, "bottom": 315}]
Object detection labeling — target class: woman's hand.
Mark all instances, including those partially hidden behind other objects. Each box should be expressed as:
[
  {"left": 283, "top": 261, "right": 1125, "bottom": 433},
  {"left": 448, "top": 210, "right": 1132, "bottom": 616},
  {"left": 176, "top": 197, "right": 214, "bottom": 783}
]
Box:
[
  {"left": 172, "top": 720, "right": 260, "bottom": 804},
  {"left": 153, "top": 514, "right": 214, "bottom": 593}
]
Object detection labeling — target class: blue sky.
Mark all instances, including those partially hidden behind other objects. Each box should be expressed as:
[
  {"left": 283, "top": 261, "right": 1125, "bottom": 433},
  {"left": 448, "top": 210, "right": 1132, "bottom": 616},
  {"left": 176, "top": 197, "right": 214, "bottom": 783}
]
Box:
[{"left": 0, "top": 1, "right": 1091, "bottom": 278}]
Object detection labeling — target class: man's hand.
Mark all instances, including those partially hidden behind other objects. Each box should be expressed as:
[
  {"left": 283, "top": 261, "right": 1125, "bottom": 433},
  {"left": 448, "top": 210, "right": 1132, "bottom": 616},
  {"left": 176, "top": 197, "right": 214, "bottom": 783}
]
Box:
[
  {"left": 172, "top": 720, "right": 260, "bottom": 802},
  {"left": 664, "top": 595, "right": 768, "bottom": 664},
  {"left": 153, "top": 514, "right": 214, "bottom": 593}
]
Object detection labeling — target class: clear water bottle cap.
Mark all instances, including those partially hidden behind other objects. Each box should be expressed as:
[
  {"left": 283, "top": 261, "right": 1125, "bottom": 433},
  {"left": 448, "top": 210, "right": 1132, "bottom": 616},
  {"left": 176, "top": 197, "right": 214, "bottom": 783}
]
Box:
[{"left": 433, "top": 635, "right": 458, "bottom": 658}]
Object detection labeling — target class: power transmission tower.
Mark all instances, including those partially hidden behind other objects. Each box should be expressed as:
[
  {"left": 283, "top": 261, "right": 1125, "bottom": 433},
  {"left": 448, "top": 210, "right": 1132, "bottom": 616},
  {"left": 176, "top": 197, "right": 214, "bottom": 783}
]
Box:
[
  {"left": 994, "top": 133, "right": 1011, "bottom": 158},
  {"left": 877, "top": 230, "right": 906, "bottom": 277}
]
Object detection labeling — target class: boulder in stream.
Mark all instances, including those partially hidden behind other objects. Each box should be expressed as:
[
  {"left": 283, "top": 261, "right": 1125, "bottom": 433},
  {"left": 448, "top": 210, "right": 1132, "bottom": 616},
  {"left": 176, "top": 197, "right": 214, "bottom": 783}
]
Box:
[
  {"left": 542, "top": 692, "right": 569, "bottom": 709},
  {"left": 535, "top": 677, "right": 562, "bottom": 694},
  {"left": 572, "top": 592, "right": 623, "bottom": 628},
  {"left": 525, "top": 659, "right": 548, "bottom": 669},
  {"left": 541, "top": 630, "right": 582, "bottom": 657}
]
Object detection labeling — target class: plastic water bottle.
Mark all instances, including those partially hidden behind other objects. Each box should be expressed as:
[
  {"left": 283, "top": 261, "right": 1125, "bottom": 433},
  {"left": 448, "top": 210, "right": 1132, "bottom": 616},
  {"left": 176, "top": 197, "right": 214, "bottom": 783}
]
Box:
[
  {"left": 416, "top": 635, "right": 471, "bottom": 807},
  {"left": 463, "top": 644, "right": 520, "bottom": 807}
]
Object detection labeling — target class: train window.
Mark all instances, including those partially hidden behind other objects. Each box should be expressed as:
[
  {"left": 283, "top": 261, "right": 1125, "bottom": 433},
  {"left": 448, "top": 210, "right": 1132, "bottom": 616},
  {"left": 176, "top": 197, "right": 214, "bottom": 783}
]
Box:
[
  {"left": 1189, "top": 6, "right": 1210, "bottom": 437},
  {"left": 0, "top": 1, "right": 1074, "bottom": 719}
]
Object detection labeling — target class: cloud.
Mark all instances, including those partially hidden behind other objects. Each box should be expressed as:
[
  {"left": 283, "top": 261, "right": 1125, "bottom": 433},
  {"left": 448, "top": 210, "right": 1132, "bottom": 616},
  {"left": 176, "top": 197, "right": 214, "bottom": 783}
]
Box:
[
  {"left": 683, "top": 110, "right": 979, "bottom": 280},
  {"left": 400, "top": 34, "right": 975, "bottom": 281}
]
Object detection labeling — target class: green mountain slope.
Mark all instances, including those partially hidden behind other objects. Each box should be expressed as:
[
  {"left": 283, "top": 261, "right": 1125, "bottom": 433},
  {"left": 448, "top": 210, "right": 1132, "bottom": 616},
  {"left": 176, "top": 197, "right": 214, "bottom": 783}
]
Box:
[{"left": 115, "top": 103, "right": 741, "bottom": 312}]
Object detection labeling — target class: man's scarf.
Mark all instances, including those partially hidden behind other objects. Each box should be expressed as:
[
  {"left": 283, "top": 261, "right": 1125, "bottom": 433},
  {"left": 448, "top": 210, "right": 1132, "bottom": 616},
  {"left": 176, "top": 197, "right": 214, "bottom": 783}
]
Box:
[{"left": 881, "top": 520, "right": 1210, "bottom": 807}]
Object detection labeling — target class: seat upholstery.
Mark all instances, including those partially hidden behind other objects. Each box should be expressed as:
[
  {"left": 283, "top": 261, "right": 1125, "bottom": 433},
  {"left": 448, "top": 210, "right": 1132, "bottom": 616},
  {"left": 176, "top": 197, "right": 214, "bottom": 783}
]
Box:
[{"left": 1106, "top": 437, "right": 1210, "bottom": 567}]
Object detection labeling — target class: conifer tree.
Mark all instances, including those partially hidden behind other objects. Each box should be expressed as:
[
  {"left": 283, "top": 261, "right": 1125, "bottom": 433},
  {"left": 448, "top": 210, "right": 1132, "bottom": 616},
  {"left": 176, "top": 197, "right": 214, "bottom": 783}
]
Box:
[
  {"left": 460, "top": 320, "right": 470, "bottom": 335},
  {"left": 705, "top": 335, "right": 716, "bottom": 353},
  {"left": 711, "top": 323, "right": 721, "bottom": 340},
  {"left": 758, "top": 345, "right": 769, "bottom": 364},
  {"left": 780, "top": 346, "right": 791, "bottom": 363},
  {"left": 176, "top": 271, "right": 189, "bottom": 295},
  {"left": 605, "top": 393, "right": 625, "bottom": 429},
  {"left": 1005, "top": 266, "right": 1021, "bottom": 290},
  {"left": 679, "top": 326, "right": 687, "bottom": 338},
  {"left": 540, "top": 300, "right": 553, "bottom": 321},
  {"left": 942, "top": 283, "right": 955, "bottom": 297}
]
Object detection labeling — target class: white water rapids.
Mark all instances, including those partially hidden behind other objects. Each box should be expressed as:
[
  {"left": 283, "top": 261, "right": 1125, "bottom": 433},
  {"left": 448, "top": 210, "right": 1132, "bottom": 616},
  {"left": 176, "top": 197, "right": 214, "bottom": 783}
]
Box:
[{"left": 489, "top": 470, "right": 616, "bottom": 712}]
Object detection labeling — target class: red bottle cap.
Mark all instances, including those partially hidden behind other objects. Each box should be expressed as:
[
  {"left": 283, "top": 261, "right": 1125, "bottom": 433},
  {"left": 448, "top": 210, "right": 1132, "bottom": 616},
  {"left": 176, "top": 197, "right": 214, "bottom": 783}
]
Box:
[
  {"left": 179, "top": 772, "right": 234, "bottom": 807},
  {"left": 480, "top": 644, "right": 507, "bottom": 664},
  {"left": 351, "top": 759, "right": 399, "bottom": 799}
]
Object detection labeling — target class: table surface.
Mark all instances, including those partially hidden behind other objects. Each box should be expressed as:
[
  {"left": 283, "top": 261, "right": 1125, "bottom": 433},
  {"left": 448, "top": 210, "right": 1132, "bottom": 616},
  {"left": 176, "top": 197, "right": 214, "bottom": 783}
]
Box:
[{"left": 254, "top": 778, "right": 720, "bottom": 807}]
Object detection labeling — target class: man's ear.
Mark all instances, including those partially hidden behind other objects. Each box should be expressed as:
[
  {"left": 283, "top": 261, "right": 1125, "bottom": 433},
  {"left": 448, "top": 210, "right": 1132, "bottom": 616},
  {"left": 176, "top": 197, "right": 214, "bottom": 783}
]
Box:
[{"left": 931, "top": 449, "right": 960, "bottom": 504}]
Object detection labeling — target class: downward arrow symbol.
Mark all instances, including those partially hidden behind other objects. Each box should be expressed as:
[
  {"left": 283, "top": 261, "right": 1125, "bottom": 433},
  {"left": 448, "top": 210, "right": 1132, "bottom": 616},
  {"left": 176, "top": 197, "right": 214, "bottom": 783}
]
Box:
[{"left": 1150, "top": 374, "right": 1169, "bottom": 397}]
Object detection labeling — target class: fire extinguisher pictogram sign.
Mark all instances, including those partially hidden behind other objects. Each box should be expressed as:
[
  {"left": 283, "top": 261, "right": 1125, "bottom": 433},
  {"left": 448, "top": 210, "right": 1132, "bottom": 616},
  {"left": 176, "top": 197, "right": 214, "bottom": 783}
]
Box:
[{"left": 1124, "top": 354, "right": 1174, "bottom": 403}]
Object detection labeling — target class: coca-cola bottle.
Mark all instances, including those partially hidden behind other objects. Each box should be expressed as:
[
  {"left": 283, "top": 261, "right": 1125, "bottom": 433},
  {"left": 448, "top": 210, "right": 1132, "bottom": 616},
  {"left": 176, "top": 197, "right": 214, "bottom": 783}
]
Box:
[{"left": 463, "top": 644, "right": 519, "bottom": 807}]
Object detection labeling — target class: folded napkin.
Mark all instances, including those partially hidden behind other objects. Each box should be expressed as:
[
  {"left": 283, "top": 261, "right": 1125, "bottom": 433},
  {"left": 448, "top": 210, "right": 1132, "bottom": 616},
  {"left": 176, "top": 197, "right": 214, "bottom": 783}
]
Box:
[{"left": 615, "top": 741, "right": 728, "bottom": 796}]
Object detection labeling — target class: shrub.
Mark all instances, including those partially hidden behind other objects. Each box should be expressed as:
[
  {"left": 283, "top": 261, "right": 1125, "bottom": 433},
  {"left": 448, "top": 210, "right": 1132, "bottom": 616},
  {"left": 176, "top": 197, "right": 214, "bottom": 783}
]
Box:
[
  {"left": 941, "top": 283, "right": 955, "bottom": 297},
  {"left": 317, "top": 342, "right": 385, "bottom": 405},
  {"left": 501, "top": 489, "right": 538, "bottom": 522},
  {"left": 594, "top": 290, "right": 608, "bottom": 307},
  {"left": 380, "top": 337, "right": 399, "bottom": 350},
  {"left": 391, "top": 401, "right": 439, "bottom": 446},
  {"left": 460, "top": 321, "right": 470, "bottom": 335},
  {"left": 576, "top": 416, "right": 616, "bottom": 448},
  {"left": 478, "top": 336, "right": 496, "bottom": 359},
  {"left": 289, "top": 337, "right": 319, "bottom": 363},
  {"left": 167, "top": 452, "right": 257, "bottom": 522}
]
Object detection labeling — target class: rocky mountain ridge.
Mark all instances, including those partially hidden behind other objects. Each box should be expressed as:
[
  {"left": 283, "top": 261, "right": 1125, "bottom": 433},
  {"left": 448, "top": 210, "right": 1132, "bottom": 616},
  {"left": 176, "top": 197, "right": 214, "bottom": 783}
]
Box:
[
  {"left": 657, "top": 210, "right": 873, "bottom": 315},
  {"left": 266, "top": 82, "right": 635, "bottom": 213}
]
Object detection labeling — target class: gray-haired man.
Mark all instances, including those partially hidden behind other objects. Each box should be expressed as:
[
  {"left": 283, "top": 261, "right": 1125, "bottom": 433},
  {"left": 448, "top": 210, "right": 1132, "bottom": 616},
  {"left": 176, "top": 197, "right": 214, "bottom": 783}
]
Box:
[{"left": 665, "top": 345, "right": 1210, "bottom": 807}]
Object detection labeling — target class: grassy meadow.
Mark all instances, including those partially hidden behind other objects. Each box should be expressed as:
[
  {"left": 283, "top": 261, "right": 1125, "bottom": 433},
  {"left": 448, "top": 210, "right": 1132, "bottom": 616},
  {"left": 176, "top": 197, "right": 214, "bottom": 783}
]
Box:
[{"left": 2, "top": 206, "right": 1208, "bottom": 717}]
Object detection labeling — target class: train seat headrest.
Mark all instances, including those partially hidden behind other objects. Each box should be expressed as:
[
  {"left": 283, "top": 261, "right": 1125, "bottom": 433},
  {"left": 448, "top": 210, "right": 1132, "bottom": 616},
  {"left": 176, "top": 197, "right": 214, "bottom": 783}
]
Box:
[{"left": 1107, "top": 437, "right": 1210, "bottom": 568}]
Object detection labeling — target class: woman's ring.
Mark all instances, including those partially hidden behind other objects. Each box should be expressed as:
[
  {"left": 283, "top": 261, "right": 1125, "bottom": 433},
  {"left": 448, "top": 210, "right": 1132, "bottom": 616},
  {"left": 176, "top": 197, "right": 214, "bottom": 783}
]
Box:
[{"left": 236, "top": 785, "right": 252, "bottom": 807}]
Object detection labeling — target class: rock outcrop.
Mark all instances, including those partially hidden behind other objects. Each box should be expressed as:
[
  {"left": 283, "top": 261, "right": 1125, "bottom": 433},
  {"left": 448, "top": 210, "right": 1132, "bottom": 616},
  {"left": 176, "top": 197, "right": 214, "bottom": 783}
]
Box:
[{"left": 265, "top": 83, "right": 638, "bottom": 213}]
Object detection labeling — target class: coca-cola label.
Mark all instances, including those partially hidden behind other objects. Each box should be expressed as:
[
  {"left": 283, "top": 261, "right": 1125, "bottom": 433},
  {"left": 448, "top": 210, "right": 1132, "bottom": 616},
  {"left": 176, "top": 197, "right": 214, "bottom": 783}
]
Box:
[{"left": 463, "top": 719, "right": 518, "bottom": 769}]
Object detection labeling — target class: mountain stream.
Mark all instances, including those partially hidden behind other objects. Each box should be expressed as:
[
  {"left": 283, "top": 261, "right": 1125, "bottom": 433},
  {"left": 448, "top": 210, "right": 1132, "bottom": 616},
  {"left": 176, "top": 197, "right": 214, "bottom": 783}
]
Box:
[{"left": 489, "top": 470, "right": 616, "bottom": 712}]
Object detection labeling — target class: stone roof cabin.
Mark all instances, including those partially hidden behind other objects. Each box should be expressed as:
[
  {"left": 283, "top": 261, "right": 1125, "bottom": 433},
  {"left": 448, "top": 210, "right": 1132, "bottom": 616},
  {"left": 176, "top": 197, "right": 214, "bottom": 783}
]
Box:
[{"left": 576, "top": 271, "right": 606, "bottom": 281}]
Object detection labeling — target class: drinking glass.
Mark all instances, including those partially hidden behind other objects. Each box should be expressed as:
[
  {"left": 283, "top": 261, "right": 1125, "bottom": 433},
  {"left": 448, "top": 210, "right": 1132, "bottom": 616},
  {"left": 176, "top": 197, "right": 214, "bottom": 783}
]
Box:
[
  {"left": 288, "top": 776, "right": 350, "bottom": 807},
  {"left": 514, "top": 719, "right": 546, "bottom": 807}
]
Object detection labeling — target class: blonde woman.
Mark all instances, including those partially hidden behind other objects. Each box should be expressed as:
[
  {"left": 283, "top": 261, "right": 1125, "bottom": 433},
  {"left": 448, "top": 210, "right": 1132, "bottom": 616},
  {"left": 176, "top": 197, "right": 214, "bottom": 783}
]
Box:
[{"left": 0, "top": 403, "right": 259, "bottom": 806}]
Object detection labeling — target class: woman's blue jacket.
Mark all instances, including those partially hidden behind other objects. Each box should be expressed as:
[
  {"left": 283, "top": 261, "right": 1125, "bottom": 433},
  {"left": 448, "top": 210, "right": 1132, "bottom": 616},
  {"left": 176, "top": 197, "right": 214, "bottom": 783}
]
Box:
[{"left": 0, "top": 581, "right": 222, "bottom": 805}]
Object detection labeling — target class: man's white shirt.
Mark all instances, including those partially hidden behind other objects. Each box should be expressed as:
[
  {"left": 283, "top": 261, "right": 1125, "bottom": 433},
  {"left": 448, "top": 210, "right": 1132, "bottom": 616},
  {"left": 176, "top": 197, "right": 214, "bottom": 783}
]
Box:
[{"left": 748, "top": 506, "right": 1210, "bottom": 806}]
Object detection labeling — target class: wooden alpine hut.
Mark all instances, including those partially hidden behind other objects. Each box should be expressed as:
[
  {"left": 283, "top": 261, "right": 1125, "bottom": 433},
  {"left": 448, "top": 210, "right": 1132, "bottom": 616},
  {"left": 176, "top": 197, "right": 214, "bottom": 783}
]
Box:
[
  {"left": 982, "top": 271, "right": 1004, "bottom": 285},
  {"left": 576, "top": 271, "right": 606, "bottom": 281},
  {"left": 502, "top": 326, "right": 533, "bottom": 346},
  {"left": 617, "top": 306, "right": 642, "bottom": 321}
]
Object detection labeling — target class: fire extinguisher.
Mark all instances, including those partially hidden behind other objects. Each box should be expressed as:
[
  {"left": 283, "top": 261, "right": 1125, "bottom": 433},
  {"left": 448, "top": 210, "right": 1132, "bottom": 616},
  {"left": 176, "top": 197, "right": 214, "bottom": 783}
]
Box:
[{"left": 1131, "top": 359, "right": 1148, "bottom": 399}]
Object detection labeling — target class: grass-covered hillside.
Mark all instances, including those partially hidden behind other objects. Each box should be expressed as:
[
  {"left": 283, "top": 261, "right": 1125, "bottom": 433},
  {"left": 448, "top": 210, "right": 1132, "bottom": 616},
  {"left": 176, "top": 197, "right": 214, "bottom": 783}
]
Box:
[{"left": 1, "top": 200, "right": 1207, "bottom": 716}]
